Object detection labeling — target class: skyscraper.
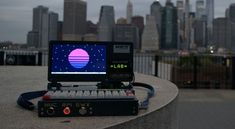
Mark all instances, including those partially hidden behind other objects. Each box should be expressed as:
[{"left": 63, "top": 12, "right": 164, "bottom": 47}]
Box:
[
  {"left": 228, "top": 4, "right": 235, "bottom": 22},
  {"left": 63, "top": 0, "right": 87, "bottom": 40},
  {"left": 184, "top": 0, "right": 190, "bottom": 50},
  {"left": 151, "top": 0, "right": 162, "bottom": 39},
  {"left": 161, "top": 0, "right": 178, "bottom": 50},
  {"left": 131, "top": 16, "right": 144, "bottom": 49},
  {"left": 142, "top": 15, "right": 159, "bottom": 51},
  {"left": 48, "top": 12, "right": 58, "bottom": 42},
  {"left": 206, "top": 0, "right": 214, "bottom": 45},
  {"left": 196, "top": 0, "right": 206, "bottom": 19},
  {"left": 228, "top": 4, "right": 235, "bottom": 51},
  {"left": 213, "top": 18, "right": 231, "bottom": 50},
  {"left": 113, "top": 24, "right": 139, "bottom": 49},
  {"left": 176, "top": 0, "right": 184, "bottom": 49},
  {"left": 98, "top": 5, "right": 115, "bottom": 41},
  {"left": 126, "top": 0, "right": 133, "bottom": 24},
  {"left": 32, "top": 5, "right": 49, "bottom": 49}
]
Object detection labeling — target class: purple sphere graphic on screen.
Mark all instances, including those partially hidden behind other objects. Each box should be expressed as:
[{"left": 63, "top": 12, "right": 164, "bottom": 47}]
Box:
[{"left": 68, "top": 49, "right": 90, "bottom": 69}]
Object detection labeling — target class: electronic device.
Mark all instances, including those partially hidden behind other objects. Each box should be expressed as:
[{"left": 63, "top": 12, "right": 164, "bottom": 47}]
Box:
[
  {"left": 17, "top": 41, "right": 155, "bottom": 117},
  {"left": 48, "top": 41, "right": 133, "bottom": 82},
  {"left": 38, "top": 89, "right": 138, "bottom": 117}
]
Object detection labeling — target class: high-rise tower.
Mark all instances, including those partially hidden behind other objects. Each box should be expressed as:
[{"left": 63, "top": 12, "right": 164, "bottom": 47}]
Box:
[
  {"left": 206, "top": 0, "right": 214, "bottom": 45},
  {"left": 63, "top": 0, "right": 87, "bottom": 40},
  {"left": 98, "top": 5, "right": 115, "bottom": 41},
  {"left": 151, "top": 0, "right": 162, "bottom": 39},
  {"left": 32, "top": 5, "right": 49, "bottom": 49},
  {"left": 126, "top": 0, "right": 133, "bottom": 24}
]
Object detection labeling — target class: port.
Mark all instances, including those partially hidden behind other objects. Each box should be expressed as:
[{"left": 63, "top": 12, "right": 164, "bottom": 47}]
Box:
[
  {"left": 47, "top": 107, "right": 55, "bottom": 115},
  {"left": 63, "top": 107, "right": 71, "bottom": 115}
]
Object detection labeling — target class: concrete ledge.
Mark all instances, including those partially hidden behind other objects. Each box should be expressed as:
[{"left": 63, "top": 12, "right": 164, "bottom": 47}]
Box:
[{"left": 0, "top": 66, "right": 178, "bottom": 129}]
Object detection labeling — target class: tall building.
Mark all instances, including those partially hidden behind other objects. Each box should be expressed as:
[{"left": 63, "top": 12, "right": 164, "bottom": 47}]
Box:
[
  {"left": 57, "top": 21, "right": 63, "bottom": 40},
  {"left": 196, "top": 0, "right": 206, "bottom": 19},
  {"left": 176, "top": 0, "right": 184, "bottom": 21},
  {"left": 184, "top": 0, "right": 190, "bottom": 50},
  {"left": 131, "top": 16, "right": 144, "bottom": 49},
  {"left": 213, "top": 18, "right": 231, "bottom": 50},
  {"left": 151, "top": 0, "right": 162, "bottom": 37},
  {"left": 161, "top": 0, "right": 178, "bottom": 50},
  {"left": 126, "top": 0, "right": 133, "bottom": 24},
  {"left": 142, "top": 15, "right": 159, "bottom": 51},
  {"left": 176, "top": 0, "right": 184, "bottom": 49},
  {"left": 228, "top": 4, "right": 235, "bottom": 22},
  {"left": 48, "top": 12, "right": 58, "bottom": 42},
  {"left": 32, "top": 5, "right": 49, "bottom": 49},
  {"left": 113, "top": 24, "right": 139, "bottom": 49},
  {"left": 206, "top": 0, "right": 214, "bottom": 45},
  {"left": 63, "top": 0, "right": 87, "bottom": 40},
  {"left": 194, "top": 19, "right": 207, "bottom": 48},
  {"left": 228, "top": 3, "right": 235, "bottom": 51},
  {"left": 98, "top": 5, "right": 115, "bottom": 41}
]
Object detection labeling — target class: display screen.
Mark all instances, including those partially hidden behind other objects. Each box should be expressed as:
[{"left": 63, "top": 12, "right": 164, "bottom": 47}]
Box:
[{"left": 51, "top": 43, "right": 106, "bottom": 75}]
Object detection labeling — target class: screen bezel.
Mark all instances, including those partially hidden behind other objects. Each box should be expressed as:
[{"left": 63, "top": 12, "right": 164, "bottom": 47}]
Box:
[{"left": 48, "top": 41, "right": 108, "bottom": 82}]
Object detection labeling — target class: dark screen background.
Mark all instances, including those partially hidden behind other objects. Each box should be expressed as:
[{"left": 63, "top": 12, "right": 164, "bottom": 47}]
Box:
[{"left": 51, "top": 43, "right": 106, "bottom": 73}]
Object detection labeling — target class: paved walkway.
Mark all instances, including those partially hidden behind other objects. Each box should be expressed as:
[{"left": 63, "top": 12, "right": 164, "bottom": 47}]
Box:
[{"left": 178, "top": 89, "right": 235, "bottom": 129}]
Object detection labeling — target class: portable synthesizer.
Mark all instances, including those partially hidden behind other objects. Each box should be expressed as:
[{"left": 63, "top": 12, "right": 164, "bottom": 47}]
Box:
[{"left": 38, "top": 89, "right": 138, "bottom": 117}]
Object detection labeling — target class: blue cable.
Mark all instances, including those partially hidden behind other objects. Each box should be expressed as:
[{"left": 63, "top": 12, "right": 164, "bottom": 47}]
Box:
[{"left": 132, "top": 82, "right": 155, "bottom": 109}]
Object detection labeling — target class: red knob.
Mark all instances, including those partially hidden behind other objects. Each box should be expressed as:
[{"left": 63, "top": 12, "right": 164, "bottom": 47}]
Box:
[{"left": 63, "top": 107, "right": 71, "bottom": 115}]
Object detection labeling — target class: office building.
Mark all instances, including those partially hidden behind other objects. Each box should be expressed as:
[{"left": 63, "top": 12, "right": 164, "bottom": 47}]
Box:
[
  {"left": 63, "top": 0, "right": 87, "bottom": 40},
  {"left": 57, "top": 21, "right": 63, "bottom": 40},
  {"left": 161, "top": 0, "right": 178, "bottom": 50},
  {"left": 48, "top": 12, "right": 58, "bottom": 42},
  {"left": 126, "top": 0, "right": 133, "bottom": 24},
  {"left": 142, "top": 15, "right": 159, "bottom": 51},
  {"left": 176, "top": 0, "right": 184, "bottom": 49},
  {"left": 206, "top": 0, "right": 214, "bottom": 45},
  {"left": 131, "top": 16, "right": 144, "bottom": 49},
  {"left": 113, "top": 24, "right": 139, "bottom": 49},
  {"left": 196, "top": 0, "right": 206, "bottom": 19},
  {"left": 228, "top": 3, "right": 235, "bottom": 51},
  {"left": 151, "top": 0, "right": 162, "bottom": 37},
  {"left": 32, "top": 5, "right": 49, "bottom": 49},
  {"left": 27, "top": 31, "right": 39, "bottom": 48},
  {"left": 213, "top": 18, "right": 231, "bottom": 50},
  {"left": 98, "top": 5, "right": 115, "bottom": 41},
  {"left": 184, "top": 0, "right": 190, "bottom": 50},
  {"left": 194, "top": 19, "right": 207, "bottom": 48}
]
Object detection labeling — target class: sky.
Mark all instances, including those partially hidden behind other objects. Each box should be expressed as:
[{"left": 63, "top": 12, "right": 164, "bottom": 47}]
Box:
[{"left": 0, "top": 0, "right": 234, "bottom": 43}]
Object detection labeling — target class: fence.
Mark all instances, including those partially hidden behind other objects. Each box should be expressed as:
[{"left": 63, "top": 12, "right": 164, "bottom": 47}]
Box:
[
  {"left": 1, "top": 50, "right": 234, "bottom": 89},
  {"left": 133, "top": 54, "right": 234, "bottom": 89}
]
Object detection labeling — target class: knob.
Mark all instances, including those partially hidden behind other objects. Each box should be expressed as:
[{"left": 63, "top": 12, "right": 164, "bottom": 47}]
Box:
[
  {"left": 79, "top": 107, "right": 87, "bottom": 115},
  {"left": 47, "top": 107, "right": 55, "bottom": 115},
  {"left": 63, "top": 107, "right": 71, "bottom": 115}
]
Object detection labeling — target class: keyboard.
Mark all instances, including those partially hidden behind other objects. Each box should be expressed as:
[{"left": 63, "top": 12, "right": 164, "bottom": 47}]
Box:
[{"left": 42, "top": 89, "right": 135, "bottom": 100}]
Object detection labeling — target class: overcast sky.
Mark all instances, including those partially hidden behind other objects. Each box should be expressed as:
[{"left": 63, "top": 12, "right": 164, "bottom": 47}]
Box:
[{"left": 0, "top": 0, "right": 234, "bottom": 43}]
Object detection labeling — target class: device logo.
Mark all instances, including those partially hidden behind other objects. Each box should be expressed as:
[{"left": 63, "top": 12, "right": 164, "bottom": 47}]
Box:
[{"left": 68, "top": 49, "right": 90, "bottom": 69}]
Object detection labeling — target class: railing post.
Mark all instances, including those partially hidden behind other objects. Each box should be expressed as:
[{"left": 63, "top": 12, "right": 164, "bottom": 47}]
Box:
[
  {"left": 0, "top": 51, "right": 4, "bottom": 65},
  {"left": 155, "top": 55, "right": 159, "bottom": 77},
  {"left": 232, "top": 57, "right": 235, "bottom": 89},
  {"left": 193, "top": 56, "right": 197, "bottom": 89}
]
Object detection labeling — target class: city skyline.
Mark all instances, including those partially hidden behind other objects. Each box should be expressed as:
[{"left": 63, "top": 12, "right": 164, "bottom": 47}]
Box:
[{"left": 0, "top": 0, "right": 234, "bottom": 43}]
